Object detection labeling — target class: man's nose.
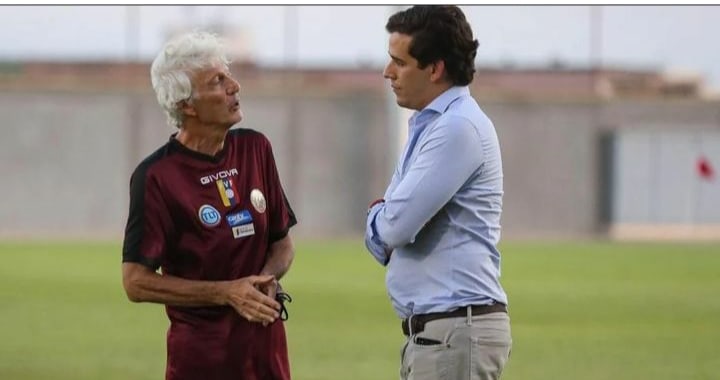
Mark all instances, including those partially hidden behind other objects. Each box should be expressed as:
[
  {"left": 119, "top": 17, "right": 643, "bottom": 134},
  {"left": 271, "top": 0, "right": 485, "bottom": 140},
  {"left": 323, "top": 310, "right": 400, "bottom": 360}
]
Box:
[
  {"left": 383, "top": 63, "right": 395, "bottom": 80},
  {"left": 228, "top": 77, "right": 240, "bottom": 94},
  {"left": 383, "top": 64, "right": 392, "bottom": 79}
]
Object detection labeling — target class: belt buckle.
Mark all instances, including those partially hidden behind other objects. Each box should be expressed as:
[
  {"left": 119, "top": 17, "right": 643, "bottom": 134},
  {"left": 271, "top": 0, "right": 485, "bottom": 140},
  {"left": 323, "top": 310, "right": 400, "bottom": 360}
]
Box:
[{"left": 402, "top": 314, "right": 421, "bottom": 336}]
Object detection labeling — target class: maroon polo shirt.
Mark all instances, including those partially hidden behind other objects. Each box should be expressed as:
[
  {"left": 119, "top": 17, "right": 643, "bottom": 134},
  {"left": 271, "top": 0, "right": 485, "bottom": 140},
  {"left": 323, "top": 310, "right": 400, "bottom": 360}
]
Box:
[{"left": 122, "top": 128, "right": 297, "bottom": 380}]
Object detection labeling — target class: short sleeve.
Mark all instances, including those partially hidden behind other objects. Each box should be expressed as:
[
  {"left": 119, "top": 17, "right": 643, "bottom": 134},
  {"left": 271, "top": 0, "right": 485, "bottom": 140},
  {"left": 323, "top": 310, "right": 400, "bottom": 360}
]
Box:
[
  {"left": 122, "top": 167, "right": 174, "bottom": 270},
  {"left": 261, "top": 137, "right": 297, "bottom": 243}
]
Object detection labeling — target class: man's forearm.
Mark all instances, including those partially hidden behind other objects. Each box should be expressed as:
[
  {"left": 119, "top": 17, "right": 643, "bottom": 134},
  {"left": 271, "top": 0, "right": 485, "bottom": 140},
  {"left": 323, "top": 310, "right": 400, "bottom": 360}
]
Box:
[
  {"left": 122, "top": 262, "right": 227, "bottom": 306},
  {"left": 365, "top": 204, "right": 393, "bottom": 265},
  {"left": 260, "top": 234, "right": 295, "bottom": 280}
]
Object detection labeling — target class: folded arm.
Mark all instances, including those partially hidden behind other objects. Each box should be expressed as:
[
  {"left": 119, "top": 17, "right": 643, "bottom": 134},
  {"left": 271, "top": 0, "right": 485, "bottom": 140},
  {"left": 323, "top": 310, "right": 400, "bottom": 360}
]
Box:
[{"left": 365, "top": 117, "right": 483, "bottom": 263}]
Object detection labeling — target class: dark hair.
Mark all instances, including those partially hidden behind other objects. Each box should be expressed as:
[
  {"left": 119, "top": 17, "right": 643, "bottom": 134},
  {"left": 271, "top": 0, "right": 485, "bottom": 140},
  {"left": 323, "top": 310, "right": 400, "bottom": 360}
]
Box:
[{"left": 386, "top": 5, "right": 479, "bottom": 86}]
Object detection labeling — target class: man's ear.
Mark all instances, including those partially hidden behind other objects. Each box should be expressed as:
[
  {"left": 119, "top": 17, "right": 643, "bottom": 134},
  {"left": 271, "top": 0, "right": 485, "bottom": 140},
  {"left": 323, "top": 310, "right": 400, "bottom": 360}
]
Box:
[
  {"left": 430, "top": 60, "right": 446, "bottom": 83},
  {"left": 179, "top": 99, "right": 197, "bottom": 118}
]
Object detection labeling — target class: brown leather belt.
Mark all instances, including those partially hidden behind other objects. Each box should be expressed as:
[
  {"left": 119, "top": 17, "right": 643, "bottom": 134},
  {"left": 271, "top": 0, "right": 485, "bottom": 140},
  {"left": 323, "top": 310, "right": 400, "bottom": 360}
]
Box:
[{"left": 401, "top": 303, "right": 507, "bottom": 336}]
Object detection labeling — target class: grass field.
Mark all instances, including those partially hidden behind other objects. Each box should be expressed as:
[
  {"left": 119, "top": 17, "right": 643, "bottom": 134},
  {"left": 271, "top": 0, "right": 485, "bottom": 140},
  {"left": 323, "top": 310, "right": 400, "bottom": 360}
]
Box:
[{"left": 1, "top": 240, "right": 718, "bottom": 380}]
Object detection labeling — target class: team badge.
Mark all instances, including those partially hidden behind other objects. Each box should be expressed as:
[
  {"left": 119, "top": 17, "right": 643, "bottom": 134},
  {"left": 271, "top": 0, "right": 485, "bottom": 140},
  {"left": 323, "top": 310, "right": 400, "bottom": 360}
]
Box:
[
  {"left": 250, "top": 189, "right": 266, "bottom": 214},
  {"left": 198, "top": 204, "right": 221, "bottom": 227},
  {"left": 216, "top": 178, "right": 239, "bottom": 207}
]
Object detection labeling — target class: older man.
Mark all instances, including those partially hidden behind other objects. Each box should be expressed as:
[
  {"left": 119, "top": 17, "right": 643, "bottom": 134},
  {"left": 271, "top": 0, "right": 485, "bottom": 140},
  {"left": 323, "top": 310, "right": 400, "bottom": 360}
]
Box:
[{"left": 122, "top": 31, "right": 297, "bottom": 380}]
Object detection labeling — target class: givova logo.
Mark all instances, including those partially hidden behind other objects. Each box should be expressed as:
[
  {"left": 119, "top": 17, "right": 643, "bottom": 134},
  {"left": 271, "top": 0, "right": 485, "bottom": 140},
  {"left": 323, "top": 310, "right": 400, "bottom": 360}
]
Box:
[{"left": 200, "top": 168, "right": 238, "bottom": 185}]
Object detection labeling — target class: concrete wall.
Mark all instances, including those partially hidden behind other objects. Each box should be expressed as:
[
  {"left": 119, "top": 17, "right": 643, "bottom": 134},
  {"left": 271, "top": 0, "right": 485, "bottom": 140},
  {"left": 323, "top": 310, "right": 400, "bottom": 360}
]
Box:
[
  {"left": 488, "top": 99, "right": 720, "bottom": 238},
  {"left": 608, "top": 129, "right": 720, "bottom": 240},
  {"left": 0, "top": 90, "right": 389, "bottom": 239},
  {"left": 1, "top": 89, "right": 719, "bottom": 240}
]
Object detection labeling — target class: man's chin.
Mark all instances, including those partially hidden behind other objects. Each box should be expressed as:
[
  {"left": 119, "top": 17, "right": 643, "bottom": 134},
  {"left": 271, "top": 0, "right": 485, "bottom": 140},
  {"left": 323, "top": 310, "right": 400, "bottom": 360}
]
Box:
[
  {"left": 229, "top": 113, "right": 243, "bottom": 126},
  {"left": 221, "top": 118, "right": 242, "bottom": 130},
  {"left": 396, "top": 100, "right": 413, "bottom": 110}
]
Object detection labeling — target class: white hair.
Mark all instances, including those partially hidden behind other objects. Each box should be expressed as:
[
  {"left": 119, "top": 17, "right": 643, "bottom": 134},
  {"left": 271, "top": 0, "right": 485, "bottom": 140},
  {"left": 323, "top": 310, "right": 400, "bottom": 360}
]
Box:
[{"left": 150, "top": 31, "right": 230, "bottom": 128}]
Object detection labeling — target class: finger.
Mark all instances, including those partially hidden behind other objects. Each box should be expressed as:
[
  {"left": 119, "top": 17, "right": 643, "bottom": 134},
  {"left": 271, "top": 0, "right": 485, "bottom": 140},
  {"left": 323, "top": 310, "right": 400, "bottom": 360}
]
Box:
[
  {"left": 265, "top": 286, "right": 277, "bottom": 300},
  {"left": 247, "top": 287, "right": 281, "bottom": 310},
  {"left": 242, "top": 291, "right": 280, "bottom": 314},
  {"left": 249, "top": 302, "right": 279, "bottom": 322},
  {"left": 241, "top": 311, "right": 254, "bottom": 322},
  {"left": 262, "top": 282, "right": 278, "bottom": 298},
  {"left": 249, "top": 274, "right": 276, "bottom": 285},
  {"left": 229, "top": 297, "right": 271, "bottom": 322},
  {"left": 238, "top": 305, "right": 273, "bottom": 323}
]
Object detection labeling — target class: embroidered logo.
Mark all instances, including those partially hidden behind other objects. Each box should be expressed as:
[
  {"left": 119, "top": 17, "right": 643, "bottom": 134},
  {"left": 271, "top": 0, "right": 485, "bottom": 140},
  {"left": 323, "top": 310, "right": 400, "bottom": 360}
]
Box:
[
  {"left": 226, "top": 210, "right": 253, "bottom": 227},
  {"left": 198, "top": 204, "right": 221, "bottom": 227},
  {"left": 216, "top": 178, "right": 239, "bottom": 207},
  {"left": 227, "top": 210, "right": 254, "bottom": 238},
  {"left": 232, "top": 223, "right": 255, "bottom": 239},
  {"left": 250, "top": 189, "right": 266, "bottom": 214},
  {"left": 200, "top": 168, "right": 238, "bottom": 185}
]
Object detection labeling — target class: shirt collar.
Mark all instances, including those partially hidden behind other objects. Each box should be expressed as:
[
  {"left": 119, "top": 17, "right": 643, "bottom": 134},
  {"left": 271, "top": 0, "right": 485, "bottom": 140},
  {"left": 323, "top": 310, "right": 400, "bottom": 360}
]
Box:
[
  {"left": 409, "top": 86, "right": 469, "bottom": 126},
  {"left": 424, "top": 86, "right": 469, "bottom": 114}
]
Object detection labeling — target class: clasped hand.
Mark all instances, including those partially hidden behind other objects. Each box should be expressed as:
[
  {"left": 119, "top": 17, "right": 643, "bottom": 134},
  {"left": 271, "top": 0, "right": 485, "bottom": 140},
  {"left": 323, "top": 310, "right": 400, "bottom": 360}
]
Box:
[{"left": 224, "top": 275, "right": 280, "bottom": 325}]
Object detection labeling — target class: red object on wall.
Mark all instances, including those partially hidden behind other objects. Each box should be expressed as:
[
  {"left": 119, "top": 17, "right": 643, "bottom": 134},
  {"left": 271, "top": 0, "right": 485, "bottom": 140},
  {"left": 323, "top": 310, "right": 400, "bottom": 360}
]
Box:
[{"left": 697, "top": 156, "right": 715, "bottom": 180}]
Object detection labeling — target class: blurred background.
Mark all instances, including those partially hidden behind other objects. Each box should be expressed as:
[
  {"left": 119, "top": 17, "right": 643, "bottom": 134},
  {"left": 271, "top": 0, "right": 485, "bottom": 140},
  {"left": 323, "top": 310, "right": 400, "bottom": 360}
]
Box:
[
  {"left": 1, "top": 5, "right": 719, "bottom": 241},
  {"left": 1, "top": 6, "right": 719, "bottom": 380}
]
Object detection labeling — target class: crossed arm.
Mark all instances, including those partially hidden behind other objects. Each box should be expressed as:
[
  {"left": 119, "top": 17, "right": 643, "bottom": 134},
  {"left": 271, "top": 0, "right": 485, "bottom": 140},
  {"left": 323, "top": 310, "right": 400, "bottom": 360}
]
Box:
[{"left": 365, "top": 117, "right": 483, "bottom": 265}]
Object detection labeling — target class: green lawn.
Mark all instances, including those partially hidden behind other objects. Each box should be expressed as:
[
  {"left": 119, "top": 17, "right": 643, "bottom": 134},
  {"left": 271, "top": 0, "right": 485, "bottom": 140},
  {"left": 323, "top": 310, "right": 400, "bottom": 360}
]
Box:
[{"left": 0, "top": 240, "right": 718, "bottom": 380}]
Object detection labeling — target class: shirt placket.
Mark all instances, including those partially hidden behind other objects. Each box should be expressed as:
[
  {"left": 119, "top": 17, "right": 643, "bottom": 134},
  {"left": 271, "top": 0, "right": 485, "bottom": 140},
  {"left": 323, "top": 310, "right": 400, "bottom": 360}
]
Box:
[{"left": 400, "top": 113, "right": 433, "bottom": 176}]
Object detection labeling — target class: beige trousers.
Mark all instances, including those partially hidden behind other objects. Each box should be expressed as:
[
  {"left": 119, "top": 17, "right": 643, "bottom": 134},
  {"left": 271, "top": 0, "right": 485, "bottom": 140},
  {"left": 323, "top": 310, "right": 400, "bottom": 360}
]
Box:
[{"left": 399, "top": 311, "right": 511, "bottom": 380}]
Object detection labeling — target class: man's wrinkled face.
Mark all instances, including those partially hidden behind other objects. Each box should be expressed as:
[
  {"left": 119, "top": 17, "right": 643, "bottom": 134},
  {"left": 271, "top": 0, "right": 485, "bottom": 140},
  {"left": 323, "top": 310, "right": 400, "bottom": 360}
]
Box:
[{"left": 186, "top": 62, "right": 243, "bottom": 128}]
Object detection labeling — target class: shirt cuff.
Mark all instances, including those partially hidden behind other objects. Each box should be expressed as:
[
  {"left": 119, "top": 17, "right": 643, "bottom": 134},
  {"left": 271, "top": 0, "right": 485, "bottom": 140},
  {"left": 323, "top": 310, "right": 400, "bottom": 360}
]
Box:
[{"left": 365, "top": 204, "right": 391, "bottom": 266}]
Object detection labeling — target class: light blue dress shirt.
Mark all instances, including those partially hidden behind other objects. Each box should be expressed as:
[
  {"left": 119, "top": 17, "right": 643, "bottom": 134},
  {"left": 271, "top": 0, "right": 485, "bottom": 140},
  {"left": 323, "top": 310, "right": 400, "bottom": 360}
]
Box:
[{"left": 365, "top": 86, "right": 508, "bottom": 319}]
